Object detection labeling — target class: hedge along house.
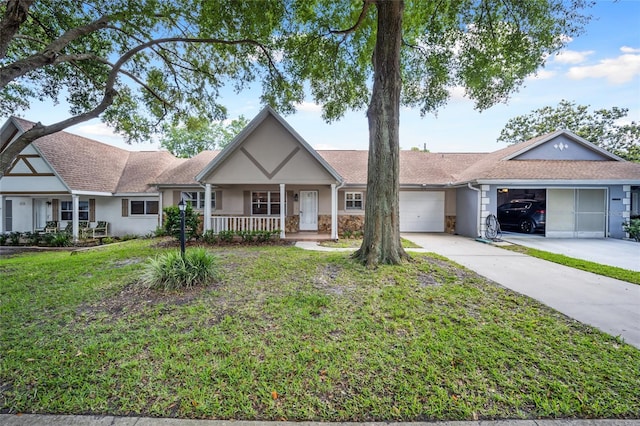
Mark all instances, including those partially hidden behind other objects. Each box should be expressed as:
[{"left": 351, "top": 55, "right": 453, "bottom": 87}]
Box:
[
  {"left": 0, "top": 117, "right": 178, "bottom": 241},
  {"left": 2, "top": 107, "right": 639, "bottom": 241}
]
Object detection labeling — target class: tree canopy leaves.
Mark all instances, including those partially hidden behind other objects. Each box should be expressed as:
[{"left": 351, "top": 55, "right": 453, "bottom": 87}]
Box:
[
  {"left": 498, "top": 100, "right": 640, "bottom": 162},
  {"left": 160, "top": 116, "right": 249, "bottom": 158},
  {"left": 0, "top": 0, "right": 299, "bottom": 172}
]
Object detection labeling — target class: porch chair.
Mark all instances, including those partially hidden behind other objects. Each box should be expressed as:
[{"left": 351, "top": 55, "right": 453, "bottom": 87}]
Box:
[
  {"left": 88, "top": 221, "right": 109, "bottom": 238},
  {"left": 65, "top": 221, "right": 90, "bottom": 237},
  {"left": 44, "top": 221, "right": 58, "bottom": 233}
]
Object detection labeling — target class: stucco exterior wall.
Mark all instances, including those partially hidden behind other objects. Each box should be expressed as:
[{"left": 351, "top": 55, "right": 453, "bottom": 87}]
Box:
[
  {"left": 514, "top": 135, "right": 610, "bottom": 160},
  {"left": 455, "top": 187, "right": 479, "bottom": 237}
]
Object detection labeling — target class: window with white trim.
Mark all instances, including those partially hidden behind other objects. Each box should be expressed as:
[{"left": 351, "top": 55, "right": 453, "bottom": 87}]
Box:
[
  {"left": 61, "top": 200, "right": 89, "bottom": 221},
  {"left": 252, "top": 191, "right": 281, "bottom": 215},
  {"left": 345, "top": 192, "right": 363, "bottom": 210},
  {"left": 181, "top": 191, "right": 215, "bottom": 210},
  {"left": 130, "top": 200, "right": 159, "bottom": 215}
]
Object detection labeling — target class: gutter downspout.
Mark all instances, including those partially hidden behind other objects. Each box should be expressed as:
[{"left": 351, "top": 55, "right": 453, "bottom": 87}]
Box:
[{"left": 467, "top": 183, "right": 481, "bottom": 238}]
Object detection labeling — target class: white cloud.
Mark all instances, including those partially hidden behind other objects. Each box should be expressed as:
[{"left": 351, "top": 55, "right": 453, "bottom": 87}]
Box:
[
  {"left": 294, "top": 101, "right": 323, "bottom": 113},
  {"left": 448, "top": 86, "right": 468, "bottom": 101},
  {"left": 73, "top": 122, "right": 118, "bottom": 138},
  {"left": 553, "top": 49, "right": 594, "bottom": 64},
  {"left": 567, "top": 53, "right": 640, "bottom": 84},
  {"left": 621, "top": 46, "right": 640, "bottom": 54},
  {"left": 527, "top": 69, "right": 556, "bottom": 81}
]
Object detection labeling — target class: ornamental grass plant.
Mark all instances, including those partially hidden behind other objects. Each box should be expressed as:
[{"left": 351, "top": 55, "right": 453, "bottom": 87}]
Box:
[{"left": 140, "top": 248, "right": 218, "bottom": 291}]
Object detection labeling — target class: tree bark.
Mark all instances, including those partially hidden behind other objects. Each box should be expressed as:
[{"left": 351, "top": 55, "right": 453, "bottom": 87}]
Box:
[{"left": 353, "top": 0, "right": 409, "bottom": 266}]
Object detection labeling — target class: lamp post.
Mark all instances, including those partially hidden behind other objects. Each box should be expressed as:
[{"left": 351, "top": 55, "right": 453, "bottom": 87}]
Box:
[{"left": 178, "top": 198, "right": 186, "bottom": 258}]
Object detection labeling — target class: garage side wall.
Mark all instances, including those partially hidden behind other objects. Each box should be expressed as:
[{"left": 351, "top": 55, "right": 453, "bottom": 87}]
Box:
[
  {"left": 455, "top": 187, "right": 479, "bottom": 237},
  {"left": 609, "top": 185, "right": 628, "bottom": 239}
]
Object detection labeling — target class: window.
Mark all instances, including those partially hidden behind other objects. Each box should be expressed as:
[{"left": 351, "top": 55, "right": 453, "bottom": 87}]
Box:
[
  {"left": 130, "top": 200, "right": 159, "bottom": 215},
  {"left": 60, "top": 200, "right": 89, "bottom": 221},
  {"left": 252, "top": 191, "right": 281, "bottom": 215},
  {"left": 181, "top": 191, "right": 215, "bottom": 210},
  {"left": 345, "top": 192, "right": 363, "bottom": 210}
]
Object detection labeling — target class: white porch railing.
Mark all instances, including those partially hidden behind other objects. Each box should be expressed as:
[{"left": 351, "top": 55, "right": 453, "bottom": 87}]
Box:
[{"left": 209, "top": 216, "right": 281, "bottom": 233}]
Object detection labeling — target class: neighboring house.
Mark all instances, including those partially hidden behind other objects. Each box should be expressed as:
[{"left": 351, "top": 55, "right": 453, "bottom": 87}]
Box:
[{"left": 1, "top": 107, "right": 639, "bottom": 241}]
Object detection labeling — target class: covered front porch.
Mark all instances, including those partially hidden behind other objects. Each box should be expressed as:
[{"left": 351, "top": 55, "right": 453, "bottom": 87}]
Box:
[{"left": 200, "top": 183, "right": 340, "bottom": 240}]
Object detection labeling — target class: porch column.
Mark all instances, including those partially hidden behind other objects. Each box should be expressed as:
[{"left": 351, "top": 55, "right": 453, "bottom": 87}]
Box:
[
  {"left": 158, "top": 190, "right": 163, "bottom": 228},
  {"left": 279, "top": 183, "right": 285, "bottom": 239},
  {"left": 331, "top": 184, "right": 338, "bottom": 240},
  {"left": 72, "top": 194, "right": 79, "bottom": 242},
  {"left": 203, "top": 184, "right": 212, "bottom": 232},
  {"left": 0, "top": 194, "right": 4, "bottom": 234}
]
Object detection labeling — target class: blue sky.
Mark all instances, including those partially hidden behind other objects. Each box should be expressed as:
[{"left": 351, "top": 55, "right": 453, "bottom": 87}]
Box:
[{"left": 7, "top": 0, "right": 640, "bottom": 153}]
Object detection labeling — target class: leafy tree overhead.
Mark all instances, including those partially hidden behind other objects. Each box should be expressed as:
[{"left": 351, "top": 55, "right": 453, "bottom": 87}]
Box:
[
  {"left": 498, "top": 100, "right": 640, "bottom": 162},
  {"left": 160, "top": 115, "right": 249, "bottom": 158},
  {"left": 281, "top": 0, "right": 592, "bottom": 265},
  {"left": 1, "top": 0, "right": 593, "bottom": 266},
  {"left": 0, "top": 0, "right": 298, "bottom": 173}
]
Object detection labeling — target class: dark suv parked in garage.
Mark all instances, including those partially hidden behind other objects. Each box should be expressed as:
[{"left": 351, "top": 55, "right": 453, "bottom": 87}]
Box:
[{"left": 497, "top": 199, "right": 546, "bottom": 234}]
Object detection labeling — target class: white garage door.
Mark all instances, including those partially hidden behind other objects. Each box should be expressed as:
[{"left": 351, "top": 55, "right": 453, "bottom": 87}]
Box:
[{"left": 399, "top": 191, "right": 445, "bottom": 232}]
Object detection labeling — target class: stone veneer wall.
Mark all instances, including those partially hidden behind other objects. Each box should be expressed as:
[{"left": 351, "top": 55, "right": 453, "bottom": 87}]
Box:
[
  {"left": 339, "top": 215, "right": 364, "bottom": 234},
  {"left": 285, "top": 216, "right": 299, "bottom": 233},
  {"left": 282, "top": 214, "right": 365, "bottom": 235},
  {"left": 445, "top": 216, "right": 456, "bottom": 234}
]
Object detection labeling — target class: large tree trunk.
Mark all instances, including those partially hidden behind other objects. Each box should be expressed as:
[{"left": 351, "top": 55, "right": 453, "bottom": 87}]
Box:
[{"left": 353, "top": 0, "right": 409, "bottom": 266}]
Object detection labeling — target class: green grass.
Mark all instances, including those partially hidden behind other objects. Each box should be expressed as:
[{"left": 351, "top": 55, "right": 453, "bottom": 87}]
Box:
[
  {"left": 502, "top": 244, "right": 640, "bottom": 285},
  {"left": 1, "top": 240, "right": 639, "bottom": 421}
]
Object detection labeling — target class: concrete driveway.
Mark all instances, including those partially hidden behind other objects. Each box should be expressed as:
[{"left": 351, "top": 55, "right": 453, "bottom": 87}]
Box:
[
  {"left": 401, "top": 233, "right": 640, "bottom": 349},
  {"left": 501, "top": 234, "right": 640, "bottom": 272}
]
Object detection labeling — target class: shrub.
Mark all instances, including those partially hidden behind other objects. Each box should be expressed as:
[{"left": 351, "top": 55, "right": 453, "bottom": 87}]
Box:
[
  {"left": 50, "top": 232, "right": 71, "bottom": 247},
  {"left": 217, "top": 230, "right": 235, "bottom": 243},
  {"left": 163, "top": 205, "right": 200, "bottom": 242},
  {"left": 24, "top": 232, "right": 40, "bottom": 246},
  {"left": 8, "top": 232, "right": 21, "bottom": 246},
  {"left": 153, "top": 226, "right": 166, "bottom": 237},
  {"left": 237, "top": 230, "right": 255, "bottom": 243},
  {"left": 0, "top": 233, "right": 7, "bottom": 245},
  {"left": 101, "top": 237, "right": 115, "bottom": 244},
  {"left": 201, "top": 230, "right": 218, "bottom": 244},
  {"left": 623, "top": 218, "right": 640, "bottom": 242},
  {"left": 140, "top": 248, "right": 218, "bottom": 291},
  {"left": 255, "top": 229, "right": 280, "bottom": 242}
]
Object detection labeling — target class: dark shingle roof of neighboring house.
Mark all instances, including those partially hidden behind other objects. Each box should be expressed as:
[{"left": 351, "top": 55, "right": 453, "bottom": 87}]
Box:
[
  {"left": 153, "top": 150, "right": 221, "bottom": 186},
  {"left": 318, "top": 150, "right": 481, "bottom": 186},
  {"left": 10, "top": 117, "right": 176, "bottom": 193},
  {"left": 450, "top": 130, "right": 638, "bottom": 183}
]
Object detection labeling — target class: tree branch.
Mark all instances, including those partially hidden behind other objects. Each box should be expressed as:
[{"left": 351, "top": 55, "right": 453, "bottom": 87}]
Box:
[
  {"left": 0, "top": 0, "right": 34, "bottom": 59},
  {"left": 1, "top": 35, "right": 281, "bottom": 174},
  {"left": 330, "top": 0, "right": 374, "bottom": 35},
  {"left": 0, "top": 14, "right": 111, "bottom": 89}
]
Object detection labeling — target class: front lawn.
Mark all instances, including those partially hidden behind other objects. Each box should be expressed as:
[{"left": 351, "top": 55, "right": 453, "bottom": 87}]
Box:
[{"left": 1, "top": 239, "right": 639, "bottom": 421}]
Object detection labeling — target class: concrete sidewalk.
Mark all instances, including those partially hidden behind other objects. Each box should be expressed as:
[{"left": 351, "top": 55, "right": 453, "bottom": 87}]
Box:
[
  {"left": 399, "top": 233, "right": 640, "bottom": 349},
  {"left": 1, "top": 414, "right": 639, "bottom": 425}
]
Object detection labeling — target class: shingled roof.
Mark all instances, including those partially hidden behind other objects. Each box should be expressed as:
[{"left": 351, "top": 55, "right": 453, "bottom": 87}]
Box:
[
  {"left": 4, "top": 117, "right": 639, "bottom": 192},
  {"left": 10, "top": 117, "right": 177, "bottom": 193}
]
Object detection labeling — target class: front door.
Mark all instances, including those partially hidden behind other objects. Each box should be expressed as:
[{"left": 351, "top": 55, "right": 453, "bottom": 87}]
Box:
[
  {"left": 33, "top": 199, "right": 47, "bottom": 230},
  {"left": 299, "top": 190, "right": 318, "bottom": 231}
]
